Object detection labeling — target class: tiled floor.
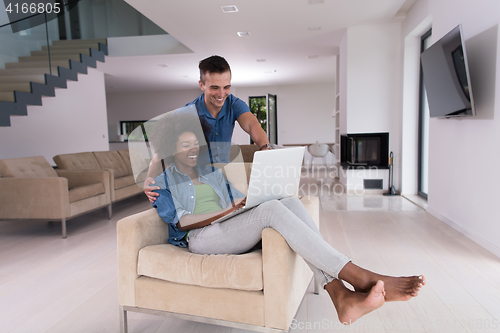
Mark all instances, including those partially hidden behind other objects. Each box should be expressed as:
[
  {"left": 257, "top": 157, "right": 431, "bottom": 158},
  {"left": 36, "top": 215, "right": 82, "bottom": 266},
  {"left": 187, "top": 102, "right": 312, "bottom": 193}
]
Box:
[{"left": 1, "top": 171, "right": 500, "bottom": 332}]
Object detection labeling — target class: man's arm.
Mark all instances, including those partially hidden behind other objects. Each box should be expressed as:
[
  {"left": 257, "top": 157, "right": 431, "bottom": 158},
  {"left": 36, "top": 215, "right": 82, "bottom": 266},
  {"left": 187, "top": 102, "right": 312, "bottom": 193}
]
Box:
[{"left": 237, "top": 112, "right": 269, "bottom": 149}]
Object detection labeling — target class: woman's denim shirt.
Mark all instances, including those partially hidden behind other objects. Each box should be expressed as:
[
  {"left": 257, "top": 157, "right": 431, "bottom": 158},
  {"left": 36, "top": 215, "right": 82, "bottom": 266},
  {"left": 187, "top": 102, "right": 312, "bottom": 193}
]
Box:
[{"left": 152, "top": 163, "right": 245, "bottom": 247}]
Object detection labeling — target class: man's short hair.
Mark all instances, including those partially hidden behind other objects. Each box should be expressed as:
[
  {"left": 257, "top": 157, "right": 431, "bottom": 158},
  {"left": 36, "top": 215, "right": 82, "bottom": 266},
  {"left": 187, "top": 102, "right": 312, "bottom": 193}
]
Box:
[{"left": 199, "top": 55, "right": 231, "bottom": 84}]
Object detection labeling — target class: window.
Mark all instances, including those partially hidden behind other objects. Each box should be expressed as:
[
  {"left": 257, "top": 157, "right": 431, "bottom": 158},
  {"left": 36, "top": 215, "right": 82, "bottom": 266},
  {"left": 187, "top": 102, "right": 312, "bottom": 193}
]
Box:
[
  {"left": 418, "top": 28, "right": 432, "bottom": 200},
  {"left": 120, "top": 120, "right": 148, "bottom": 141}
]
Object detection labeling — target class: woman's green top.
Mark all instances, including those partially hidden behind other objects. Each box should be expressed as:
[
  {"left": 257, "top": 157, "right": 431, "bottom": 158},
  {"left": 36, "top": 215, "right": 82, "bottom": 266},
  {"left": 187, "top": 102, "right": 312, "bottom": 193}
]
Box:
[
  {"left": 193, "top": 184, "right": 223, "bottom": 214},
  {"left": 186, "top": 184, "right": 223, "bottom": 240}
]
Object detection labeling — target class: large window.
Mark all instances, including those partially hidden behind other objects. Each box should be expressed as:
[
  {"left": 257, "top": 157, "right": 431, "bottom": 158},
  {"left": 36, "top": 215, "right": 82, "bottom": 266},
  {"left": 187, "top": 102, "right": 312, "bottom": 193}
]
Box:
[{"left": 418, "top": 28, "right": 432, "bottom": 200}]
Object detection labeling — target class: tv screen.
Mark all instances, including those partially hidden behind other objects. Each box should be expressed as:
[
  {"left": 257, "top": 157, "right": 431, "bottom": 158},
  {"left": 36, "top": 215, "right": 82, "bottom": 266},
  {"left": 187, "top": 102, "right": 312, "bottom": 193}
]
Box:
[{"left": 420, "top": 25, "right": 476, "bottom": 118}]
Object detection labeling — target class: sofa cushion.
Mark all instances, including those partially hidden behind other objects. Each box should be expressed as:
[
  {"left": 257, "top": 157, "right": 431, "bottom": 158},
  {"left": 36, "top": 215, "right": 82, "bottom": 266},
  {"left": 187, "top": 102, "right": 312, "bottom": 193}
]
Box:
[
  {"left": 138, "top": 244, "right": 263, "bottom": 291},
  {"left": 0, "top": 156, "right": 58, "bottom": 178},
  {"left": 94, "top": 151, "right": 130, "bottom": 178},
  {"left": 53, "top": 152, "right": 101, "bottom": 170},
  {"left": 114, "top": 175, "right": 136, "bottom": 190},
  {"left": 68, "top": 183, "right": 105, "bottom": 203}
]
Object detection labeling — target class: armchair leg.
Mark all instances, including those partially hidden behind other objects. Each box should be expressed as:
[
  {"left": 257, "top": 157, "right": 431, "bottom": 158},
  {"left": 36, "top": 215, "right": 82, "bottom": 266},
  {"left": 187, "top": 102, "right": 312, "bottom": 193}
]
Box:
[
  {"left": 107, "top": 204, "right": 112, "bottom": 220},
  {"left": 314, "top": 276, "right": 320, "bottom": 295},
  {"left": 119, "top": 306, "right": 128, "bottom": 333},
  {"left": 61, "top": 218, "right": 67, "bottom": 239}
]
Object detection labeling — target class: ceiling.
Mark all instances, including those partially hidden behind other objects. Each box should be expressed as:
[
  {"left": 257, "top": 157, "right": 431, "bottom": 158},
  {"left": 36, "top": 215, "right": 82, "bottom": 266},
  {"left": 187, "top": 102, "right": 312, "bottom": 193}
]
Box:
[{"left": 98, "top": 0, "right": 417, "bottom": 93}]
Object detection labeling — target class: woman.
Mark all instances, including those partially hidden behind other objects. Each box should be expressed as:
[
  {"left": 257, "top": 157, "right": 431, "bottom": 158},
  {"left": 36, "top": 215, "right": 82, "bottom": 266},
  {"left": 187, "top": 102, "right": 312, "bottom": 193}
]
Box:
[{"left": 151, "top": 112, "right": 425, "bottom": 325}]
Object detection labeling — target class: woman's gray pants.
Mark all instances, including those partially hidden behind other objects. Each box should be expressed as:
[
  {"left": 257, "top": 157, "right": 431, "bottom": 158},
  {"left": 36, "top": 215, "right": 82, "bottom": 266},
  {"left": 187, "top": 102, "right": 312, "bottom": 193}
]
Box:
[{"left": 188, "top": 197, "right": 351, "bottom": 288}]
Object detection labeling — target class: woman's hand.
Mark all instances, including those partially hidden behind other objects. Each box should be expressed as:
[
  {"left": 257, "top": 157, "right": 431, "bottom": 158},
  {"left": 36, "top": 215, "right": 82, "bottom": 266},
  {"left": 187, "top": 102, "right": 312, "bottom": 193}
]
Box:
[
  {"left": 231, "top": 197, "right": 246, "bottom": 210},
  {"left": 143, "top": 177, "right": 160, "bottom": 203}
]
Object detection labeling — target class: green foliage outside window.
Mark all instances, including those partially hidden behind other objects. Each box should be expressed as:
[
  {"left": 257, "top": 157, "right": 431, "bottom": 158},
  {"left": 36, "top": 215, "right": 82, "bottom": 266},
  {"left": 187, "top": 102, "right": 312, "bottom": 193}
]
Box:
[{"left": 249, "top": 97, "right": 267, "bottom": 133}]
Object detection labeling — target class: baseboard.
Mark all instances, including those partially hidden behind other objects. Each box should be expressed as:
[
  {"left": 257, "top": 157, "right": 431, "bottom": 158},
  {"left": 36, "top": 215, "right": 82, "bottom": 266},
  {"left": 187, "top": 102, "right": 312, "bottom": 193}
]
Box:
[{"left": 426, "top": 206, "right": 500, "bottom": 259}]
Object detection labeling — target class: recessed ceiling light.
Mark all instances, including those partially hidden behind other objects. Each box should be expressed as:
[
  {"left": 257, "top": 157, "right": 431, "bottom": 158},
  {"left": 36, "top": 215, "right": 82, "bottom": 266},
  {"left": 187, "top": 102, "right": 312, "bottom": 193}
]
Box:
[
  {"left": 307, "top": 26, "right": 322, "bottom": 31},
  {"left": 221, "top": 5, "right": 238, "bottom": 13},
  {"left": 256, "top": 59, "right": 266, "bottom": 62},
  {"left": 308, "top": 55, "right": 319, "bottom": 59},
  {"left": 237, "top": 31, "right": 251, "bottom": 37},
  {"left": 308, "top": 0, "right": 324, "bottom": 4}
]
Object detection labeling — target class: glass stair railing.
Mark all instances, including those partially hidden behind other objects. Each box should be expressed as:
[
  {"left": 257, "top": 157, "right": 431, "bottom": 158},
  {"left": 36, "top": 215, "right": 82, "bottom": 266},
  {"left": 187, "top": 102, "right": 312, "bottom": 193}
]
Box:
[{"left": 0, "top": 0, "right": 168, "bottom": 126}]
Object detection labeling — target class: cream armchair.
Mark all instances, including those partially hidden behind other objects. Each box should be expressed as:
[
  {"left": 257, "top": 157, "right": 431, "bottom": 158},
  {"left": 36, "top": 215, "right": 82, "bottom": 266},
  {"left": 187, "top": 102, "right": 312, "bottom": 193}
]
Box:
[
  {"left": 117, "top": 155, "right": 320, "bottom": 332},
  {"left": 117, "top": 194, "right": 319, "bottom": 332},
  {"left": 0, "top": 156, "right": 111, "bottom": 238}
]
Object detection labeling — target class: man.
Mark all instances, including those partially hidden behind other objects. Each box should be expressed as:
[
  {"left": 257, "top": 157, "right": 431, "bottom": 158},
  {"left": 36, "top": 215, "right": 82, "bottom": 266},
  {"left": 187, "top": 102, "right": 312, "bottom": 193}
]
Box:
[{"left": 144, "top": 55, "right": 270, "bottom": 202}]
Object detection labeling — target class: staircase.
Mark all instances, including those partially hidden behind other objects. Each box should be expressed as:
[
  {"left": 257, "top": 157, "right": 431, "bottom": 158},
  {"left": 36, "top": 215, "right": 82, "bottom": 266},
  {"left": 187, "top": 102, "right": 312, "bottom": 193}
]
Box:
[{"left": 0, "top": 38, "right": 108, "bottom": 127}]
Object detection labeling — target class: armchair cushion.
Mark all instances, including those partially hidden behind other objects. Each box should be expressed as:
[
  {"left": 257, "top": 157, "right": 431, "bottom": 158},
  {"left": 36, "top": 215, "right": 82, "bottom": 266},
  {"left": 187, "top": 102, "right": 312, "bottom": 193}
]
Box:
[
  {"left": 68, "top": 183, "right": 105, "bottom": 203},
  {"left": 114, "top": 175, "right": 136, "bottom": 190},
  {"left": 0, "top": 156, "right": 57, "bottom": 178},
  {"left": 138, "top": 245, "right": 263, "bottom": 291}
]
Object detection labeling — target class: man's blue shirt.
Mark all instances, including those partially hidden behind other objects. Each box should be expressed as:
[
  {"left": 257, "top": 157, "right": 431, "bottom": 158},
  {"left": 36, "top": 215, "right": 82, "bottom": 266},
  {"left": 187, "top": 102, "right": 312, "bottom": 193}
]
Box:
[
  {"left": 186, "top": 94, "right": 250, "bottom": 163},
  {"left": 152, "top": 163, "right": 245, "bottom": 247}
]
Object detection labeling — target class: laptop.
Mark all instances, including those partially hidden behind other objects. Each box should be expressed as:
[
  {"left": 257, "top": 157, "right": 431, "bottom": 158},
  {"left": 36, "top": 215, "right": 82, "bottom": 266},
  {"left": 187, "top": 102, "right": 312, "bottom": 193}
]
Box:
[{"left": 211, "top": 146, "right": 305, "bottom": 224}]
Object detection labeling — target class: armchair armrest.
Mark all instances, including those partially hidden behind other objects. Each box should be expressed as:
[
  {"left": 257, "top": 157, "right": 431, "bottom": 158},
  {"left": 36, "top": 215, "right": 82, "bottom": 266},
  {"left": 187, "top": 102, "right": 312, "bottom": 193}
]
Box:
[
  {"left": 102, "top": 168, "right": 116, "bottom": 201},
  {"left": 56, "top": 169, "right": 111, "bottom": 204},
  {"left": 262, "top": 195, "right": 319, "bottom": 330},
  {"left": 117, "top": 208, "right": 169, "bottom": 306},
  {"left": 0, "top": 177, "right": 69, "bottom": 219}
]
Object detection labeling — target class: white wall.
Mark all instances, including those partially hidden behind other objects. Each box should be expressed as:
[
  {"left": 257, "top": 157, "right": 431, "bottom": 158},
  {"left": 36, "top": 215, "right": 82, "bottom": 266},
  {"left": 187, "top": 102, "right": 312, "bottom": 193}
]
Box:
[
  {"left": 108, "top": 35, "right": 192, "bottom": 57},
  {"left": 106, "top": 89, "right": 201, "bottom": 139},
  {"left": 0, "top": 68, "right": 109, "bottom": 167},
  {"left": 107, "top": 84, "right": 336, "bottom": 163},
  {"left": 234, "top": 84, "right": 336, "bottom": 165},
  {"left": 340, "top": 22, "right": 404, "bottom": 189},
  {"left": 402, "top": 0, "right": 500, "bottom": 257}
]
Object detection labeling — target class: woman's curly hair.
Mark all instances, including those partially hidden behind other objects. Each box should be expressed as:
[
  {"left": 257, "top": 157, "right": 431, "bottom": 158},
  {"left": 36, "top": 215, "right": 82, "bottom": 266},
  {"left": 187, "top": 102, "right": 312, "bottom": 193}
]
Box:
[{"left": 150, "top": 110, "right": 211, "bottom": 166}]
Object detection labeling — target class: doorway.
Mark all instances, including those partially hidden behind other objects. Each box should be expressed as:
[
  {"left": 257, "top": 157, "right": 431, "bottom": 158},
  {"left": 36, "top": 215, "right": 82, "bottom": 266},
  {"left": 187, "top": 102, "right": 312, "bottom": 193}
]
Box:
[{"left": 249, "top": 94, "right": 278, "bottom": 145}]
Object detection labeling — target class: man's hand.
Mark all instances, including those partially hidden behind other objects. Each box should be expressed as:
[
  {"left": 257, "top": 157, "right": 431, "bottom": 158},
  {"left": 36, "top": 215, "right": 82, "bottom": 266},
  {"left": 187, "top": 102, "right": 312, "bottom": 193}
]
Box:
[{"left": 143, "top": 177, "right": 160, "bottom": 203}]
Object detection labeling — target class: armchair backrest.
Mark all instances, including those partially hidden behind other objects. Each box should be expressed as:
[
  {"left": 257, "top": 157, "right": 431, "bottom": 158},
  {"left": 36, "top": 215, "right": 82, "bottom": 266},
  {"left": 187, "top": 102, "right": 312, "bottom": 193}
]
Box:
[
  {"left": 94, "top": 151, "right": 130, "bottom": 178},
  {"left": 53, "top": 152, "right": 101, "bottom": 170},
  {"left": 0, "top": 156, "right": 58, "bottom": 178}
]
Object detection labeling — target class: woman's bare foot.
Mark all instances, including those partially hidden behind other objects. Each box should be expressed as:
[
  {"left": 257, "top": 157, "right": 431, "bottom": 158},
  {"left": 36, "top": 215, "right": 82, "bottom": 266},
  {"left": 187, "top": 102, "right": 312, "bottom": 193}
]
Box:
[
  {"left": 338, "top": 262, "right": 425, "bottom": 302},
  {"left": 326, "top": 279, "right": 386, "bottom": 325}
]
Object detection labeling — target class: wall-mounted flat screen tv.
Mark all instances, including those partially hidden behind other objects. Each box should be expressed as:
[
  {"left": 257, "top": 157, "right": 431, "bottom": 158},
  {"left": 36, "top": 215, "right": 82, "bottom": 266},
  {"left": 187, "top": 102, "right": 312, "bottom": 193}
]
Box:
[{"left": 420, "top": 24, "right": 476, "bottom": 118}]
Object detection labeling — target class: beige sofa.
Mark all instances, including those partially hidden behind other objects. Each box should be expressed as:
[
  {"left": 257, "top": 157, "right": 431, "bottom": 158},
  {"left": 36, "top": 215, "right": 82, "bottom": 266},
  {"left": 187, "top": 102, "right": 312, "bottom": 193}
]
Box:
[
  {"left": 117, "top": 159, "right": 319, "bottom": 332},
  {"left": 53, "top": 150, "right": 144, "bottom": 209},
  {"left": 0, "top": 156, "right": 111, "bottom": 238}
]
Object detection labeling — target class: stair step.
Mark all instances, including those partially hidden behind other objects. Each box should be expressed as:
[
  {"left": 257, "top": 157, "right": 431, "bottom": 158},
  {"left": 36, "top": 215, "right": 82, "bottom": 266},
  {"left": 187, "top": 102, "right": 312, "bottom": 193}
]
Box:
[
  {"left": 5, "top": 60, "right": 70, "bottom": 69},
  {"left": 32, "top": 49, "right": 91, "bottom": 57},
  {"left": 0, "top": 92, "right": 15, "bottom": 102},
  {"left": 41, "top": 43, "right": 102, "bottom": 51},
  {"left": 0, "top": 67, "right": 58, "bottom": 76},
  {"left": 0, "top": 83, "right": 31, "bottom": 93},
  {"left": 52, "top": 38, "right": 107, "bottom": 46},
  {"left": 19, "top": 54, "right": 81, "bottom": 62},
  {"left": 0, "top": 74, "right": 46, "bottom": 84}
]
